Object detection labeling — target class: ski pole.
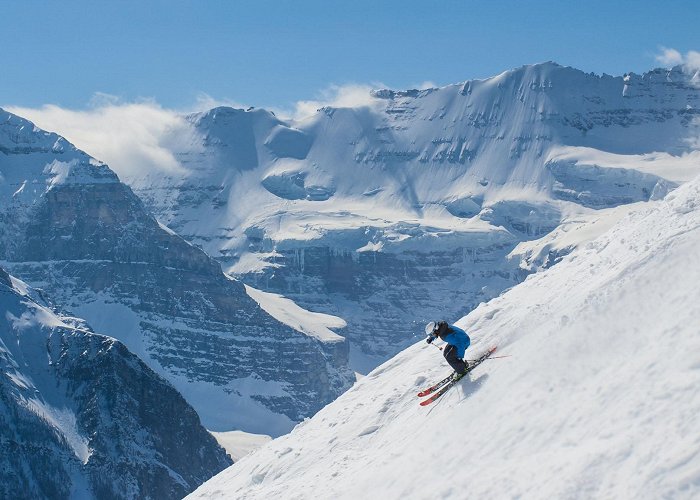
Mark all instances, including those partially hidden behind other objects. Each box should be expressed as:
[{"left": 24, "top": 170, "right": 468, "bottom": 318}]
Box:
[{"left": 429, "top": 340, "right": 509, "bottom": 358}]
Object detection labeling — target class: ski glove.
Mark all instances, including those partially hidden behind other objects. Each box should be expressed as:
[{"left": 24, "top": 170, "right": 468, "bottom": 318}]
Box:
[{"left": 426, "top": 334, "right": 437, "bottom": 344}]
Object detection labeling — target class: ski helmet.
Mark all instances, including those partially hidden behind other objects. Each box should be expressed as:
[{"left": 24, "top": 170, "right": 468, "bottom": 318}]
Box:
[{"left": 425, "top": 321, "right": 437, "bottom": 335}]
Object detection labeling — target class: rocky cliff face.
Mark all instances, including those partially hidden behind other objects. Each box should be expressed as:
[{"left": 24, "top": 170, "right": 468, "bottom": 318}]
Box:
[
  {"left": 122, "top": 63, "right": 700, "bottom": 370},
  {"left": 0, "top": 109, "right": 355, "bottom": 436},
  {"left": 0, "top": 268, "right": 232, "bottom": 499},
  {"left": 243, "top": 241, "right": 521, "bottom": 370}
]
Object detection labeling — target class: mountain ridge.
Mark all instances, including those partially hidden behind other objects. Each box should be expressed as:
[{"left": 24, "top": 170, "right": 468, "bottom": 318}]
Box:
[
  {"left": 122, "top": 61, "right": 700, "bottom": 372},
  {"left": 0, "top": 267, "right": 232, "bottom": 499}
]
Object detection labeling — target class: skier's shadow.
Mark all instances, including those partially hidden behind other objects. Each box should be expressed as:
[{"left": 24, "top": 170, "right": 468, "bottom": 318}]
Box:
[
  {"left": 459, "top": 373, "right": 489, "bottom": 400},
  {"left": 427, "top": 373, "right": 489, "bottom": 414}
]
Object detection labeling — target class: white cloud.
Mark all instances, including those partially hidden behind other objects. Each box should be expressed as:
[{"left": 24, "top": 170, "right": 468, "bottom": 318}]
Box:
[
  {"left": 6, "top": 99, "right": 194, "bottom": 179},
  {"left": 653, "top": 47, "right": 700, "bottom": 147},
  {"left": 655, "top": 46, "right": 700, "bottom": 71},
  {"left": 3, "top": 84, "right": 385, "bottom": 178},
  {"left": 655, "top": 47, "right": 683, "bottom": 67},
  {"left": 290, "top": 83, "right": 382, "bottom": 121},
  {"left": 686, "top": 51, "right": 700, "bottom": 71}
]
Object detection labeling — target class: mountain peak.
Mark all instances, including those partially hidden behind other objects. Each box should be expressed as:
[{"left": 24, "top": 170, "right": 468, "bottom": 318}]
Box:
[
  {"left": 370, "top": 87, "right": 438, "bottom": 100},
  {"left": 0, "top": 108, "right": 118, "bottom": 199},
  {"left": 189, "top": 105, "right": 282, "bottom": 128},
  {"left": 1, "top": 107, "right": 69, "bottom": 153}
]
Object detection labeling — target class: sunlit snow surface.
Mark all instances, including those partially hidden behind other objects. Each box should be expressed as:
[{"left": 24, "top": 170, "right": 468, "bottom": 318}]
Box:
[
  {"left": 244, "top": 284, "right": 346, "bottom": 342},
  {"left": 189, "top": 175, "right": 700, "bottom": 499},
  {"left": 209, "top": 430, "right": 272, "bottom": 462}
]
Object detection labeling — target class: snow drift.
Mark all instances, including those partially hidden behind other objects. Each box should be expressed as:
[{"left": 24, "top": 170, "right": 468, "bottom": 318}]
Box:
[{"left": 189, "top": 172, "right": 700, "bottom": 499}]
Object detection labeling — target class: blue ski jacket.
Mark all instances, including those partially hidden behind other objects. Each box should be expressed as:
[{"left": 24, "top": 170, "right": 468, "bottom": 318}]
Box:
[{"left": 442, "top": 325, "right": 470, "bottom": 359}]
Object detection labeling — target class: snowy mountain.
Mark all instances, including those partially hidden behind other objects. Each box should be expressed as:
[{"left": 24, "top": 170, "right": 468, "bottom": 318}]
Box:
[
  {"left": 0, "top": 267, "right": 231, "bottom": 499},
  {"left": 0, "top": 109, "right": 355, "bottom": 436},
  {"left": 124, "top": 62, "right": 700, "bottom": 372},
  {"left": 188, "top": 169, "right": 700, "bottom": 500}
]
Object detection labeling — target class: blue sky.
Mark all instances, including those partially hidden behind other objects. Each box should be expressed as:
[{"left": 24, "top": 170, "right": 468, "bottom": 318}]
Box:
[{"left": 2, "top": 0, "right": 698, "bottom": 110}]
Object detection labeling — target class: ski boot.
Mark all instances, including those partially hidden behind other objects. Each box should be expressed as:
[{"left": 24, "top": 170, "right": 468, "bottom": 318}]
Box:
[{"left": 452, "top": 360, "right": 472, "bottom": 380}]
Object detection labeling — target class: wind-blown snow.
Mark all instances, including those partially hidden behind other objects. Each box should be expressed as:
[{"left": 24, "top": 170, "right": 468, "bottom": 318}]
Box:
[
  {"left": 189, "top": 174, "right": 700, "bottom": 499},
  {"left": 125, "top": 63, "right": 700, "bottom": 261}
]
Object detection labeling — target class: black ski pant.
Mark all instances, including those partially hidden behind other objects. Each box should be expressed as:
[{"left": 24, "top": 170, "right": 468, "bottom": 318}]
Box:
[{"left": 443, "top": 344, "right": 467, "bottom": 374}]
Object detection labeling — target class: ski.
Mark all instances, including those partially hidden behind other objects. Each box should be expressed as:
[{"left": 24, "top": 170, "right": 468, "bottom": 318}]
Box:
[
  {"left": 419, "top": 346, "right": 497, "bottom": 406},
  {"left": 418, "top": 346, "right": 497, "bottom": 397},
  {"left": 417, "top": 373, "right": 454, "bottom": 397}
]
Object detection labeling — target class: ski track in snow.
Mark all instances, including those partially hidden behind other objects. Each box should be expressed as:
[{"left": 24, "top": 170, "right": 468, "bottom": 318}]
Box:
[{"left": 189, "top": 175, "right": 700, "bottom": 499}]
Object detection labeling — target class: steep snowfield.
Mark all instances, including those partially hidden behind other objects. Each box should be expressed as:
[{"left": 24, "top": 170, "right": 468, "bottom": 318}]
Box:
[
  {"left": 189, "top": 174, "right": 700, "bottom": 499},
  {"left": 244, "top": 284, "right": 346, "bottom": 342},
  {"left": 209, "top": 430, "right": 272, "bottom": 462}
]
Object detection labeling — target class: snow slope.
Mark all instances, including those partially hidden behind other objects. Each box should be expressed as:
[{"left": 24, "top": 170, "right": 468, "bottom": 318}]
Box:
[
  {"left": 209, "top": 430, "right": 272, "bottom": 462},
  {"left": 189, "top": 173, "right": 700, "bottom": 499},
  {"left": 244, "top": 284, "right": 346, "bottom": 342}
]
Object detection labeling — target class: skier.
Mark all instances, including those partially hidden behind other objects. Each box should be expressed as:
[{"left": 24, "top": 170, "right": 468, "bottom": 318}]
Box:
[{"left": 426, "top": 321, "right": 471, "bottom": 378}]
